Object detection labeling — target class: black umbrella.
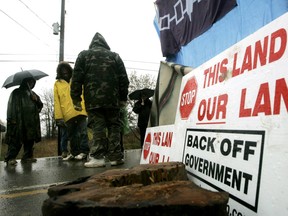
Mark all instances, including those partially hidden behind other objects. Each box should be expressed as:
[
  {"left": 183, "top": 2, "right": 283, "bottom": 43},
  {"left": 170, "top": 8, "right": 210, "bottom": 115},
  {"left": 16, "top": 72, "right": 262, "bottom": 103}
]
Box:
[
  {"left": 129, "top": 88, "right": 154, "bottom": 100},
  {"left": 2, "top": 69, "right": 48, "bottom": 88}
]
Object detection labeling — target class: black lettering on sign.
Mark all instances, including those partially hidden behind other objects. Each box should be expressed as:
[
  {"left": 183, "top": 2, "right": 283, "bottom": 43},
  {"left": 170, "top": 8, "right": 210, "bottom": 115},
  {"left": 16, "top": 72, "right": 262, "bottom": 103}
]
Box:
[
  {"left": 186, "top": 135, "right": 215, "bottom": 153},
  {"left": 183, "top": 128, "right": 265, "bottom": 212},
  {"left": 185, "top": 154, "right": 253, "bottom": 194}
]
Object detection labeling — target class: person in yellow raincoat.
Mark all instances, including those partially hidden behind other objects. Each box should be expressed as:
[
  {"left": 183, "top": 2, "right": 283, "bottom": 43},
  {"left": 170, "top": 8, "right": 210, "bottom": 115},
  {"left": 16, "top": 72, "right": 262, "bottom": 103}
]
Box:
[{"left": 54, "top": 61, "right": 89, "bottom": 161}]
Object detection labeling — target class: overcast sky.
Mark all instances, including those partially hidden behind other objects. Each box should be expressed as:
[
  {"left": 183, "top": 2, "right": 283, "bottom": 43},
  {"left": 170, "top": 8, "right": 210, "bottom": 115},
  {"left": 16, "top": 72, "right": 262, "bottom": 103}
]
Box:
[{"left": 0, "top": 0, "right": 164, "bottom": 122}]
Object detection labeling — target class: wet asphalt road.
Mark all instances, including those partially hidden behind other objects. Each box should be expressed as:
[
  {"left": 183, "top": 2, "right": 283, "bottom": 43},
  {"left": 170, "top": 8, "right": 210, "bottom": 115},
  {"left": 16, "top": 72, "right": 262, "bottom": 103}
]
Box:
[{"left": 0, "top": 149, "right": 142, "bottom": 216}]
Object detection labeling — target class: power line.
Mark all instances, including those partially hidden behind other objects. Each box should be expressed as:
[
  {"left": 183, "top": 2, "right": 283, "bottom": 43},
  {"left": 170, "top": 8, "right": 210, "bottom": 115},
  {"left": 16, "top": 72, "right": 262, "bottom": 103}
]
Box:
[
  {"left": 18, "top": 0, "right": 53, "bottom": 30},
  {"left": 65, "top": 54, "right": 161, "bottom": 65},
  {"left": 0, "top": 59, "right": 157, "bottom": 68},
  {"left": 0, "top": 9, "right": 51, "bottom": 48},
  {"left": 126, "top": 67, "right": 158, "bottom": 72},
  {"left": 124, "top": 59, "right": 161, "bottom": 65},
  {"left": 0, "top": 59, "right": 159, "bottom": 72},
  {"left": 0, "top": 59, "right": 58, "bottom": 63},
  {"left": 0, "top": 53, "right": 160, "bottom": 65},
  {"left": 0, "top": 53, "right": 161, "bottom": 65},
  {"left": 0, "top": 53, "right": 57, "bottom": 56}
]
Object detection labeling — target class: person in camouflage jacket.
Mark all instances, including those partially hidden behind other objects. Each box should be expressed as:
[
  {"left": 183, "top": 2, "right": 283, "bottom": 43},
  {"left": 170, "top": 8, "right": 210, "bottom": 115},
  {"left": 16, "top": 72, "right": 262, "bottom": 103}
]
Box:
[{"left": 71, "top": 32, "right": 129, "bottom": 168}]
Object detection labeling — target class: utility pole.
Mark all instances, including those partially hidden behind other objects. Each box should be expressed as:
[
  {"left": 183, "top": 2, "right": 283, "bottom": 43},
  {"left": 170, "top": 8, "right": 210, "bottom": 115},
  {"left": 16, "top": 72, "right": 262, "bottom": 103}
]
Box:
[
  {"left": 57, "top": 0, "right": 65, "bottom": 156},
  {"left": 59, "top": 0, "right": 65, "bottom": 62}
]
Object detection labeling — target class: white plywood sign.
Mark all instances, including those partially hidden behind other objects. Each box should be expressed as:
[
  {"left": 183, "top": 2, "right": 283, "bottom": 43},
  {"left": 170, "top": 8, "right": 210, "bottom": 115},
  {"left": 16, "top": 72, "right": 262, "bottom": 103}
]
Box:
[{"left": 141, "top": 12, "right": 288, "bottom": 216}]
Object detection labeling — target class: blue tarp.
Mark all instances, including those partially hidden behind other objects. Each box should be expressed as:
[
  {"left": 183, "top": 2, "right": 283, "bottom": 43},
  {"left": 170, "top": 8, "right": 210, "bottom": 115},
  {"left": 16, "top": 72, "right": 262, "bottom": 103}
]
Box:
[{"left": 155, "top": 0, "right": 288, "bottom": 68}]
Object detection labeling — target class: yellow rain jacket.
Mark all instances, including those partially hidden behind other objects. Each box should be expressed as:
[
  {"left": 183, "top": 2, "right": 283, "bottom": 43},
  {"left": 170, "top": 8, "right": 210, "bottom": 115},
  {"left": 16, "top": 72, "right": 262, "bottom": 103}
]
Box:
[{"left": 54, "top": 79, "right": 87, "bottom": 122}]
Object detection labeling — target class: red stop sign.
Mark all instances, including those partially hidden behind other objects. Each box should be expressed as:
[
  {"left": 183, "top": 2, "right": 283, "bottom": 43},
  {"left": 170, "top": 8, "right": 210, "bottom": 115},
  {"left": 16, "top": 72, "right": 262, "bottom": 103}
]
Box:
[
  {"left": 179, "top": 76, "right": 198, "bottom": 119},
  {"left": 143, "top": 132, "right": 151, "bottom": 160}
]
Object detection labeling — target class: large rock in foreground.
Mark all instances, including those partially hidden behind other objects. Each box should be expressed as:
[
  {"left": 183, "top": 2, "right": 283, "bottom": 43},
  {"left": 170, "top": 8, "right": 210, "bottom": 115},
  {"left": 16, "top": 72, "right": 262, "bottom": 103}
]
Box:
[{"left": 42, "top": 162, "right": 229, "bottom": 216}]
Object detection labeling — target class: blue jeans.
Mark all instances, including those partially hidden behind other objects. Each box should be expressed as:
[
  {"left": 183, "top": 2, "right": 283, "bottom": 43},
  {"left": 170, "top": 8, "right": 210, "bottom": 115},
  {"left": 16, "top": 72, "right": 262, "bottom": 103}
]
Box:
[
  {"left": 60, "top": 127, "right": 68, "bottom": 153},
  {"left": 66, "top": 115, "right": 89, "bottom": 156}
]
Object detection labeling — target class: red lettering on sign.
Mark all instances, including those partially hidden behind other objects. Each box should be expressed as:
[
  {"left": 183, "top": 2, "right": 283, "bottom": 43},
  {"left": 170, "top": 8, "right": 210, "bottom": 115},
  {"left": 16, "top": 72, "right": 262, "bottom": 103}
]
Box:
[
  {"left": 233, "top": 28, "right": 287, "bottom": 78},
  {"left": 274, "top": 78, "right": 288, "bottom": 114},
  {"left": 253, "top": 36, "right": 268, "bottom": 68},
  {"left": 269, "top": 28, "right": 287, "bottom": 63},
  {"left": 153, "top": 132, "right": 161, "bottom": 146},
  {"left": 198, "top": 94, "right": 228, "bottom": 121},
  {"left": 203, "top": 58, "right": 228, "bottom": 88},
  {"left": 149, "top": 152, "right": 159, "bottom": 164},
  {"left": 161, "top": 155, "right": 170, "bottom": 162},
  {"left": 239, "top": 78, "right": 288, "bottom": 117},
  {"left": 161, "top": 132, "right": 173, "bottom": 147},
  {"left": 239, "top": 84, "right": 272, "bottom": 117}
]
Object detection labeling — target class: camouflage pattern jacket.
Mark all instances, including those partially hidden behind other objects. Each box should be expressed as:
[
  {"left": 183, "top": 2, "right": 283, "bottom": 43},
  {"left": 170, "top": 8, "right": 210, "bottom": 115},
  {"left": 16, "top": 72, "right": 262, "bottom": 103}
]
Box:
[{"left": 70, "top": 32, "right": 129, "bottom": 110}]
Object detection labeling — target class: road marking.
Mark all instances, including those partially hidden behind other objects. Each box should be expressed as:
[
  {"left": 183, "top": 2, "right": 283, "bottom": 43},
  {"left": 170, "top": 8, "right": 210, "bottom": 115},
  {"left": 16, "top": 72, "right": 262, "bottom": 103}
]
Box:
[
  {"left": 0, "top": 181, "right": 67, "bottom": 199},
  {"left": 0, "top": 189, "right": 47, "bottom": 199}
]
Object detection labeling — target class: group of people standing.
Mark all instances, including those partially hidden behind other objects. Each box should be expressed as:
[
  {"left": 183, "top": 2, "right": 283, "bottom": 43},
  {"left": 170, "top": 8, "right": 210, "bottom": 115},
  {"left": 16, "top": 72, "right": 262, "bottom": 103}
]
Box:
[
  {"left": 4, "top": 32, "right": 130, "bottom": 168},
  {"left": 4, "top": 32, "right": 153, "bottom": 167}
]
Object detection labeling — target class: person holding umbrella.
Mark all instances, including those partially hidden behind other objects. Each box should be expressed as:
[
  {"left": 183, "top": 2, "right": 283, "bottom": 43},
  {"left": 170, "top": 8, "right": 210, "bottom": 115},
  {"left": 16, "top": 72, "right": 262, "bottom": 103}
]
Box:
[
  {"left": 132, "top": 91, "right": 153, "bottom": 148},
  {"left": 4, "top": 77, "right": 43, "bottom": 165}
]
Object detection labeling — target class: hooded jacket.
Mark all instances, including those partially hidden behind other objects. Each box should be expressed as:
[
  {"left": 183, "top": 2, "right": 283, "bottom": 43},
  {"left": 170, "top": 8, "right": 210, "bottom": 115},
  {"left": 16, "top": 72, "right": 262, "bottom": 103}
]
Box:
[
  {"left": 70, "top": 32, "right": 129, "bottom": 110},
  {"left": 54, "top": 62, "right": 87, "bottom": 122}
]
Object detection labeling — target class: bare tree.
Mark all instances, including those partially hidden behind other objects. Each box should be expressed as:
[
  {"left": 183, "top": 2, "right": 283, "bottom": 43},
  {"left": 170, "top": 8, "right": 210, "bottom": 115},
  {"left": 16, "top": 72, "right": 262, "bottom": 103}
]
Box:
[
  {"left": 127, "top": 71, "right": 157, "bottom": 129},
  {"left": 40, "top": 88, "right": 57, "bottom": 138}
]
